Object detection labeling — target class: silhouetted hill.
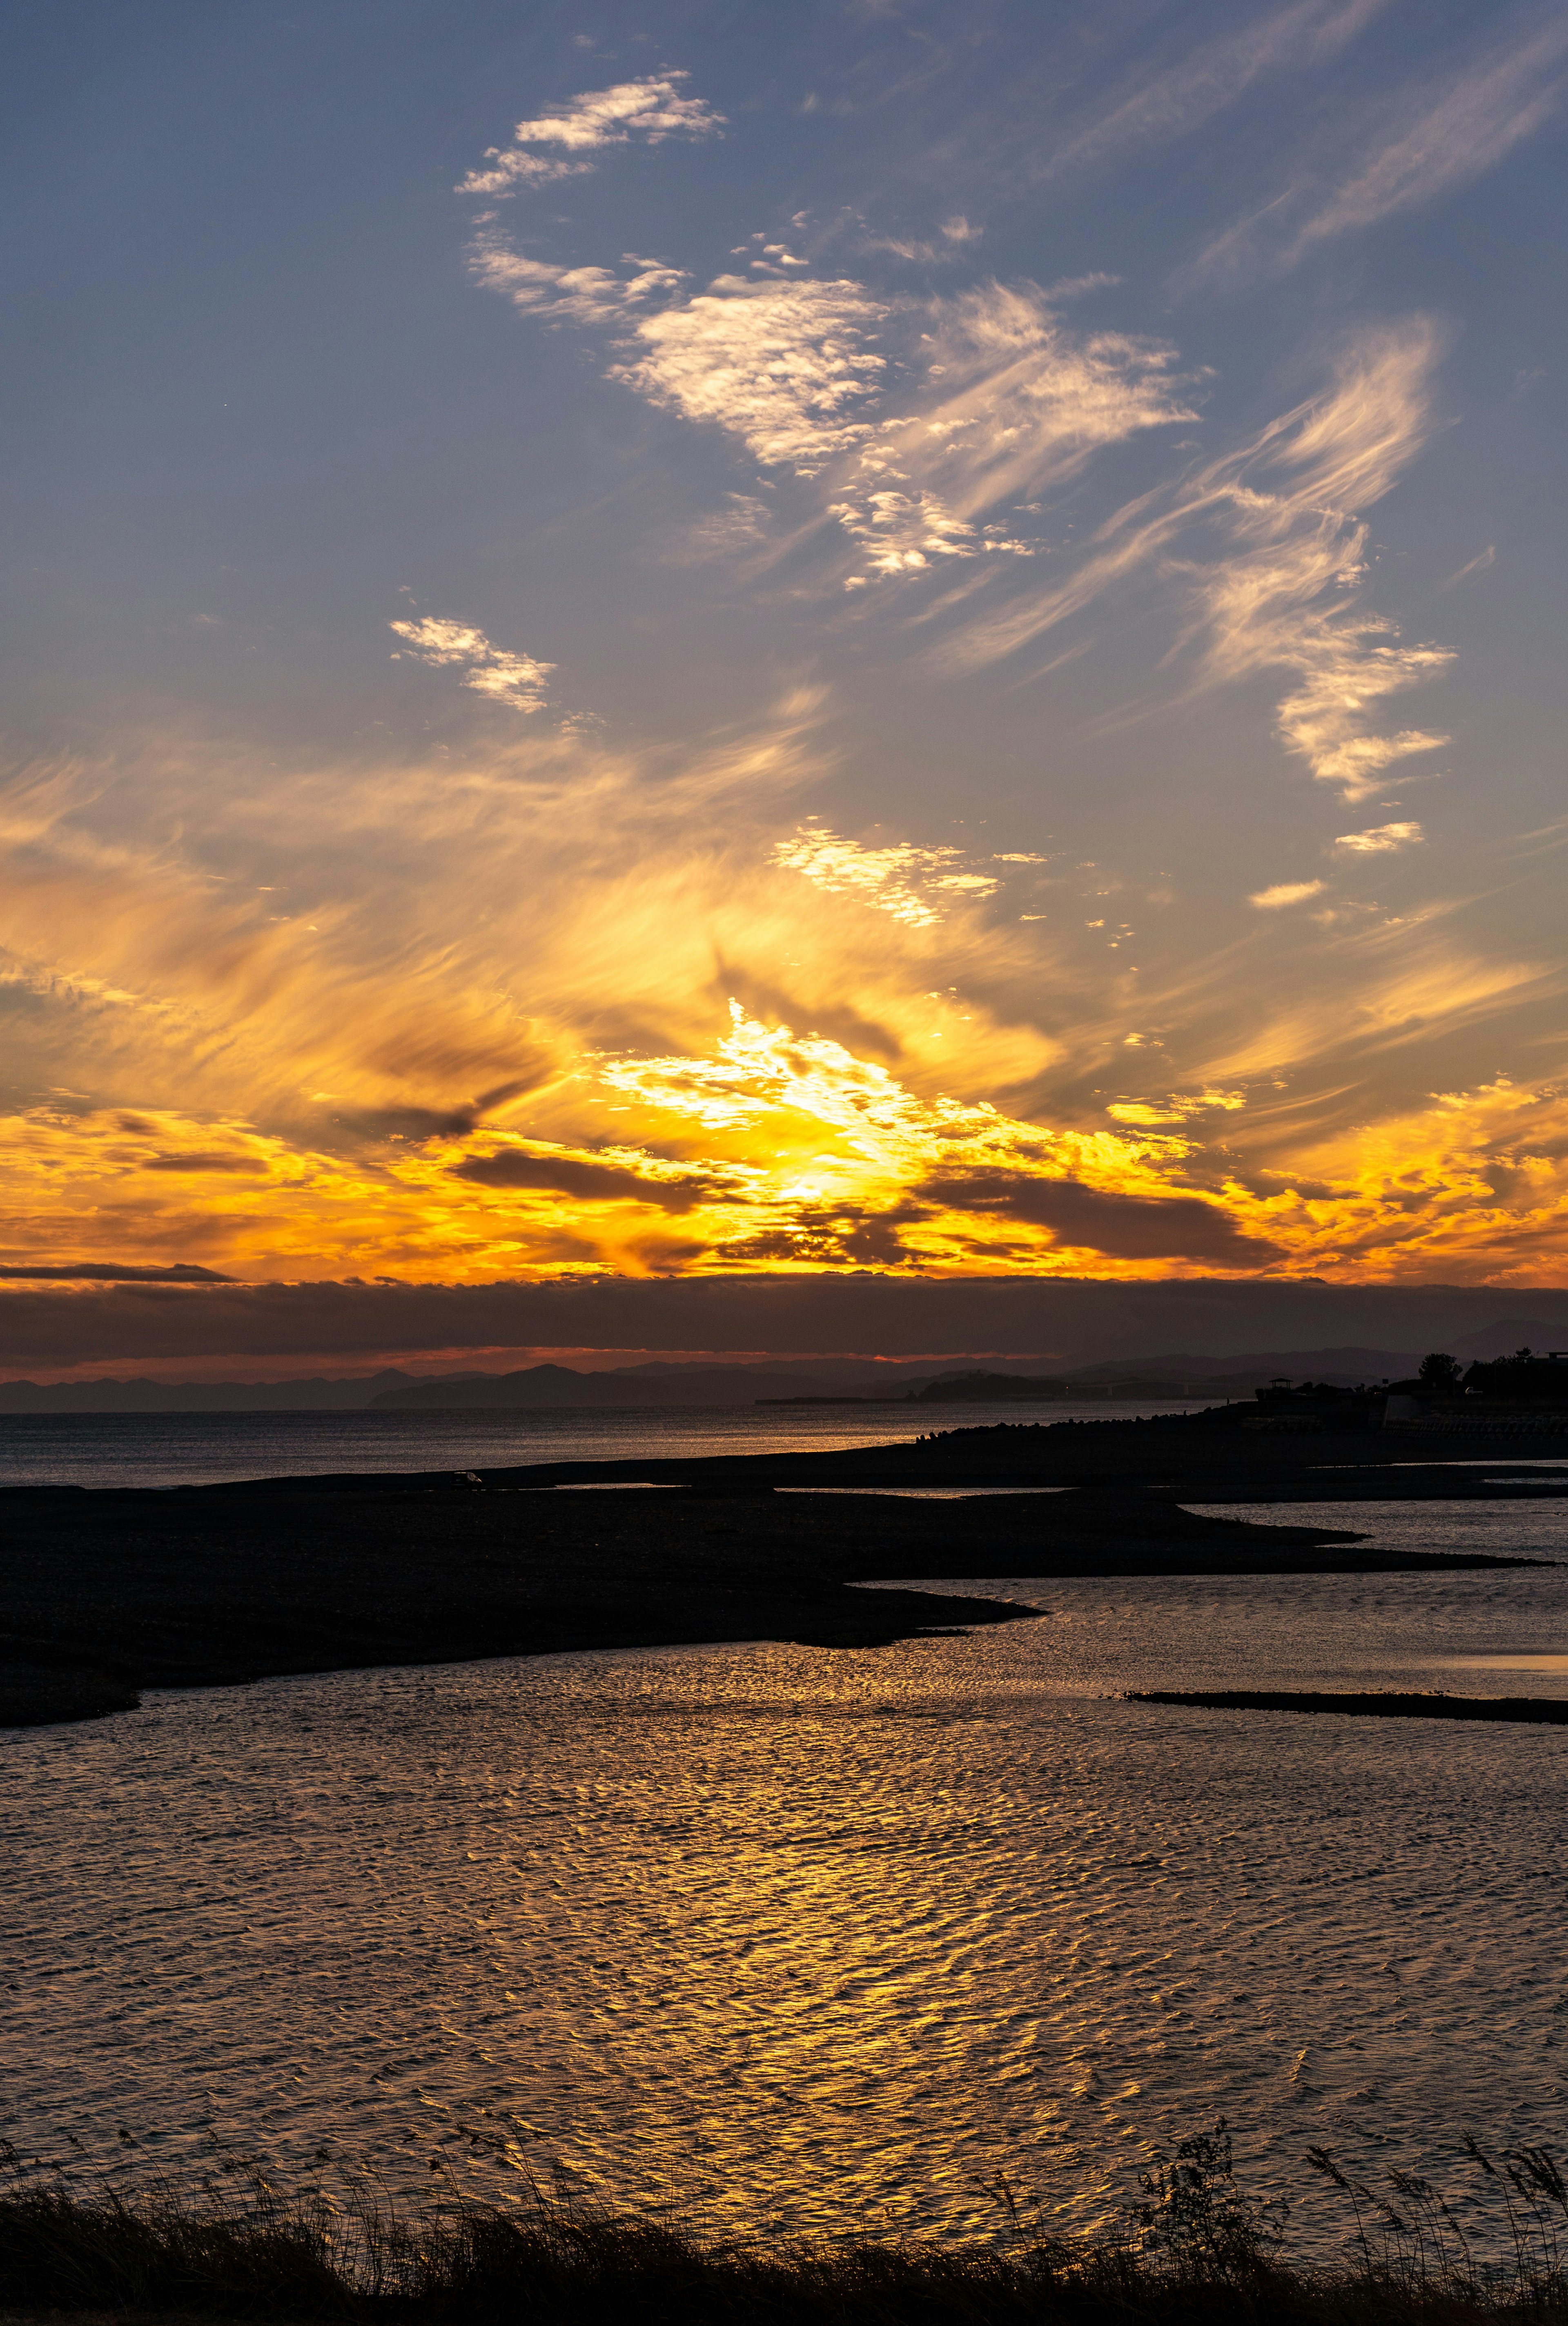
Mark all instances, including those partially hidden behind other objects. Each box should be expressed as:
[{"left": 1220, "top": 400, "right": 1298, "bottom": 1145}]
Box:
[
  {"left": 370, "top": 1363, "right": 940, "bottom": 1409},
  {"left": 5, "top": 1329, "right": 1557, "bottom": 1414},
  {"left": 0, "top": 1370, "right": 419, "bottom": 1414}
]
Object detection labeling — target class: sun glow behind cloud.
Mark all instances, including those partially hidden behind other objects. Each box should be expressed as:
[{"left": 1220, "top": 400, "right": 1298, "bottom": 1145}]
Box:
[{"left": 3, "top": 693, "right": 1567, "bottom": 1293}]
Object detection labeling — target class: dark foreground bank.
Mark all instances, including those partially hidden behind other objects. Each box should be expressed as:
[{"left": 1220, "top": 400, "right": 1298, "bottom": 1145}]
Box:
[
  {"left": 3, "top": 1412, "right": 1562, "bottom": 1728},
  {"left": 3, "top": 2121, "right": 1568, "bottom": 2325},
  {"left": 1129, "top": 1689, "right": 1568, "bottom": 1724}
]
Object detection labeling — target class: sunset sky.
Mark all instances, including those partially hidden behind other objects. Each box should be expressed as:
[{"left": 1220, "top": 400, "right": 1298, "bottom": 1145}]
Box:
[{"left": 4, "top": 0, "right": 1567, "bottom": 1367}]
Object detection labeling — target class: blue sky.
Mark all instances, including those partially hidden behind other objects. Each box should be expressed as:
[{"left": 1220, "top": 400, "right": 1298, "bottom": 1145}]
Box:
[{"left": 2, "top": 0, "right": 1567, "bottom": 1356}]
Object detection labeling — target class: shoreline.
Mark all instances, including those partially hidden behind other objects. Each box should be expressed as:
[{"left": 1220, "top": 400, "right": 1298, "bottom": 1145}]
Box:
[
  {"left": 3, "top": 1413, "right": 1561, "bottom": 1731},
  {"left": 1128, "top": 1686, "right": 1568, "bottom": 1723}
]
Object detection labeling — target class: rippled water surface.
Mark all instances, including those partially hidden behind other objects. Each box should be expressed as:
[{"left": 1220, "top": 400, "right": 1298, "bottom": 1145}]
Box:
[{"left": 7, "top": 1536, "right": 1568, "bottom": 2249}]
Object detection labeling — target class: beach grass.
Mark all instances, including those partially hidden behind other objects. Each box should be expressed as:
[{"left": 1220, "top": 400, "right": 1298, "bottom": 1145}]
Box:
[{"left": 4, "top": 2123, "right": 1568, "bottom": 2324}]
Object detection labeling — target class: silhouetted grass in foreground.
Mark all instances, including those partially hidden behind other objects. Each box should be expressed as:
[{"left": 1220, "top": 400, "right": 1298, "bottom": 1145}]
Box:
[{"left": 3, "top": 2123, "right": 1568, "bottom": 2324}]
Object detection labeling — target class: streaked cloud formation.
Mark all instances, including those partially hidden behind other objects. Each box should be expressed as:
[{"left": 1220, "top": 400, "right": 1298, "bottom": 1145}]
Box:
[
  {"left": 459, "top": 72, "right": 724, "bottom": 195},
  {"left": 390, "top": 616, "right": 555, "bottom": 712},
  {"left": 2, "top": 2, "right": 1565, "bottom": 1357},
  {"left": 1335, "top": 822, "right": 1423, "bottom": 853},
  {"left": 939, "top": 316, "right": 1453, "bottom": 799},
  {"left": 1276, "top": 12, "right": 1568, "bottom": 262},
  {"left": 1046, "top": 0, "right": 1393, "bottom": 178},
  {"left": 1250, "top": 881, "right": 1326, "bottom": 908}
]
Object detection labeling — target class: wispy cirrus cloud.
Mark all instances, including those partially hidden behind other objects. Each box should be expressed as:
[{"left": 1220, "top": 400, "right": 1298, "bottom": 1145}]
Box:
[
  {"left": 1250, "top": 880, "right": 1326, "bottom": 908},
  {"left": 472, "top": 248, "right": 1192, "bottom": 574},
  {"left": 461, "top": 90, "right": 1198, "bottom": 549},
  {"left": 832, "top": 281, "right": 1194, "bottom": 584},
  {"left": 1187, "top": 11, "right": 1568, "bottom": 280},
  {"left": 458, "top": 74, "right": 724, "bottom": 198},
  {"left": 466, "top": 228, "right": 688, "bottom": 326},
  {"left": 1334, "top": 821, "right": 1423, "bottom": 853},
  {"left": 940, "top": 317, "right": 1453, "bottom": 800},
  {"left": 1197, "top": 321, "right": 1454, "bottom": 797},
  {"left": 1441, "top": 545, "right": 1497, "bottom": 590},
  {"left": 389, "top": 616, "right": 555, "bottom": 713},
  {"left": 462, "top": 115, "right": 1452, "bottom": 807},
  {"left": 1290, "top": 14, "right": 1568, "bottom": 252},
  {"left": 1106, "top": 1086, "right": 1247, "bottom": 1127},
  {"left": 1048, "top": 0, "right": 1391, "bottom": 178},
  {"left": 662, "top": 493, "right": 773, "bottom": 564},
  {"left": 908, "top": 283, "right": 1196, "bottom": 513}
]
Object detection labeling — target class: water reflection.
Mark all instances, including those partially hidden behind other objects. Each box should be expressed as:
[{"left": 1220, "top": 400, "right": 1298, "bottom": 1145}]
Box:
[{"left": 4, "top": 1561, "right": 1567, "bottom": 2252}]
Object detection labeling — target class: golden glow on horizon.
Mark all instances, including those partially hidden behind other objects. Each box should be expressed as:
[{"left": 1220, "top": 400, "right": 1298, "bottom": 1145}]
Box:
[
  {"left": 7, "top": 990, "right": 1568, "bottom": 1287},
  {"left": 2, "top": 697, "right": 1567, "bottom": 1291}
]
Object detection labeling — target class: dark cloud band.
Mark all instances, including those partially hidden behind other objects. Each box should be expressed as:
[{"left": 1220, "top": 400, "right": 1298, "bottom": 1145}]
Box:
[
  {"left": 3, "top": 1275, "right": 1565, "bottom": 1369},
  {"left": 918, "top": 1173, "right": 1282, "bottom": 1262},
  {"left": 0, "top": 1263, "right": 236, "bottom": 1283}
]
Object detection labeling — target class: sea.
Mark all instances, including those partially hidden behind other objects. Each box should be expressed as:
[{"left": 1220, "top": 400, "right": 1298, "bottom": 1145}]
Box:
[
  {"left": 0, "top": 1395, "right": 1211, "bottom": 1490},
  {"left": 4, "top": 1402, "right": 1568, "bottom": 2261}
]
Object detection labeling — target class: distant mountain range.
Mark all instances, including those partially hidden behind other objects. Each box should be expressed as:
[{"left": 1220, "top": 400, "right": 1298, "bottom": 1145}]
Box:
[
  {"left": 0, "top": 1369, "right": 422, "bottom": 1414},
  {"left": 0, "top": 1320, "right": 1555, "bottom": 1413}
]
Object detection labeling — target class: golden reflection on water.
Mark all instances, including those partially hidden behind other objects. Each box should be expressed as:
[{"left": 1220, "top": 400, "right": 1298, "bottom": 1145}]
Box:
[{"left": 4, "top": 1545, "right": 1568, "bottom": 2251}]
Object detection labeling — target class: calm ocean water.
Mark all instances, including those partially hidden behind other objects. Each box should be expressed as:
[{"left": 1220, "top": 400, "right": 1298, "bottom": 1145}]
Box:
[
  {"left": 0, "top": 1398, "right": 1209, "bottom": 1489},
  {"left": 4, "top": 1481, "right": 1568, "bottom": 2255}
]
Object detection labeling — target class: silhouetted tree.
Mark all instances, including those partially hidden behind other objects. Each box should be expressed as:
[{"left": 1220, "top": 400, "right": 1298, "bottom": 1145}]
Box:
[{"left": 1417, "top": 1352, "right": 1461, "bottom": 1393}]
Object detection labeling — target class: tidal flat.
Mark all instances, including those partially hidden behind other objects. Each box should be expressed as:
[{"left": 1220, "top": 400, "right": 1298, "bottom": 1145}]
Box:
[{"left": 2, "top": 1412, "right": 1563, "bottom": 1728}]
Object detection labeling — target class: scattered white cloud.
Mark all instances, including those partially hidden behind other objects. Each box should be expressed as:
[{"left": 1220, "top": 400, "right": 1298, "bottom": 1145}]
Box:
[
  {"left": 771, "top": 827, "right": 1000, "bottom": 925},
  {"left": 389, "top": 616, "right": 555, "bottom": 713},
  {"left": 860, "top": 213, "right": 984, "bottom": 264},
  {"left": 831, "top": 483, "right": 1033, "bottom": 582},
  {"left": 1250, "top": 879, "right": 1327, "bottom": 907},
  {"left": 608, "top": 276, "right": 889, "bottom": 474},
  {"left": 459, "top": 74, "right": 724, "bottom": 198},
  {"left": 467, "top": 227, "right": 686, "bottom": 326},
  {"left": 1334, "top": 821, "right": 1424, "bottom": 851}
]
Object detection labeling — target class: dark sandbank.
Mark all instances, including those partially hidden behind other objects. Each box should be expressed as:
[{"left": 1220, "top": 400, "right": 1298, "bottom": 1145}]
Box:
[
  {"left": 2, "top": 1409, "right": 1561, "bottom": 1729},
  {"left": 1129, "top": 1688, "right": 1568, "bottom": 1724}
]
